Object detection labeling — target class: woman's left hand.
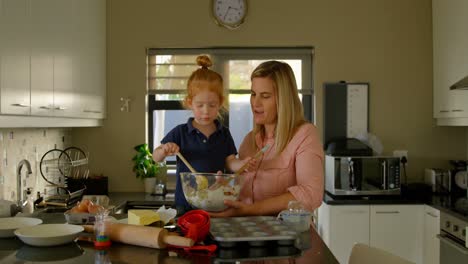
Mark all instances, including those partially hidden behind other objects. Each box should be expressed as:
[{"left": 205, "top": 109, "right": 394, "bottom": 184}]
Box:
[{"left": 209, "top": 200, "right": 250, "bottom": 218}]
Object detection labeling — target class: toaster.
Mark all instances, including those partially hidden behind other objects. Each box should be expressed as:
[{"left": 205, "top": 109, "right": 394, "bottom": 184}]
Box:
[{"left": 424, "top": 168, "right": 452, "bottom": 193}]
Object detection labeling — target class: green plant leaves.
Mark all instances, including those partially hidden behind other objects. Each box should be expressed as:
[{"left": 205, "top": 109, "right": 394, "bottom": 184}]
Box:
[{"left": 132, "top": 143, "right": 160, "bottom": 180}]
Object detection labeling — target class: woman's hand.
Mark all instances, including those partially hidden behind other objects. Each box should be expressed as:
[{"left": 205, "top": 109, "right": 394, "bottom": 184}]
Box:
[
  {"left": 209, "top": 200, "right": 251, "bottom": 218},
  {"left": 241, "top": 157, "right": 257, "bottom": 172}
]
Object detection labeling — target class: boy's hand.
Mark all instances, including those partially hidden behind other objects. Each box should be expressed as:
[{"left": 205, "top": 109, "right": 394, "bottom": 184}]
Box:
[{"left": 161, "top": 142, "right": 180, "bottom": 156}]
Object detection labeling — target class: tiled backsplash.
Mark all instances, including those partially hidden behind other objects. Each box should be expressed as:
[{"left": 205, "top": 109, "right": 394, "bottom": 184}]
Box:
[{"left": 0, "top": 128, "right": 72, "bottom": 202}]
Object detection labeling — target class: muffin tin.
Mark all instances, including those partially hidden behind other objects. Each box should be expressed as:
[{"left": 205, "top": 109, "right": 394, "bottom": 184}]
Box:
[{"left": 210, "top": 216, "right": 298, "bottom": 247}]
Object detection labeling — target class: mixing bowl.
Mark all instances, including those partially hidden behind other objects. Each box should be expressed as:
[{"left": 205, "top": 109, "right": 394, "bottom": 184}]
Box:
[{"left": 180, "top": 173, "right": 241, "bottom": 212}]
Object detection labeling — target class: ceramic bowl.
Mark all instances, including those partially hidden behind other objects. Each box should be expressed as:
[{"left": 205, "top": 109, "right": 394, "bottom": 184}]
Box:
[
  {"left": 180, "top": 172, "right": 241, "bottom": 212},
  {"left": 14, "top": 224, "right": 84, "bottom": 247},
  {"left": 0, "top": 217, "right": 43, "bottom": 238}
]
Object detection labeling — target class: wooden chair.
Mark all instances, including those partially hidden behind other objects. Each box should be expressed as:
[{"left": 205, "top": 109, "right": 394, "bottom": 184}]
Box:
[{"left": 348, "top": 243, "right": 415, "bottom": 264}]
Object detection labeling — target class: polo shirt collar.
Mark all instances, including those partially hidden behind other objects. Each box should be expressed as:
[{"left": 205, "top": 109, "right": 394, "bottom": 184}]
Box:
[{"left": 186, "top": 117, "right": 223, "bottom": 134}]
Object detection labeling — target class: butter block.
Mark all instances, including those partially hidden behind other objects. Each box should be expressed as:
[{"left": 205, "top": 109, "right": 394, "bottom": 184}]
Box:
[{"left": 128, "top": 210, "right": 160, "bottom": 226}]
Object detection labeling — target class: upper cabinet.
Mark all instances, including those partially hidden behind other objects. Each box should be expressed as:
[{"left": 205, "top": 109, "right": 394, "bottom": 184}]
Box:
[
  {"left": 0, "top": 0, "right": 106, "bottom": 126},
  {"left": 433, "top": 0, "right": 468, "bottom": 125},
  {"left": 0, "top": 0, "right": 31, "bottom": 115}
]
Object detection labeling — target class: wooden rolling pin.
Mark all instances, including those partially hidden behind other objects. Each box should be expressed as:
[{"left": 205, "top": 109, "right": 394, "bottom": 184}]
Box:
[{"left": 83, "top": 223, "right": 194, "bottom": 249}]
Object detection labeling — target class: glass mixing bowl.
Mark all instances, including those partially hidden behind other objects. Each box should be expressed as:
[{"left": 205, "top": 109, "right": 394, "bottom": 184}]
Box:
[{"left": 180, "top": 173, "right": 242, "bottom": 212}]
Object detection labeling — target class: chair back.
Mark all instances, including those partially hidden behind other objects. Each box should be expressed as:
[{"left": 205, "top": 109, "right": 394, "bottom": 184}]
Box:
[{"left": 348, "top": 243, "right": 415, "bottom": 264}]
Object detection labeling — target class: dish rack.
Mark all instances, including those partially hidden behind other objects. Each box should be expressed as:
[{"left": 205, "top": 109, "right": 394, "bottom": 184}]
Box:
[{"left": 39, "top": 147, "right": 89, "bottom": 208}]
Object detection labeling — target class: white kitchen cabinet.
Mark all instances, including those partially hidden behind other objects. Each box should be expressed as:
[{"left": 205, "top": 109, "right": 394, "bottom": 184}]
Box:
[
  {"left": 318, "top": 204, "right": 370, "bottom": 264},
  {"left": 370, "top": 205, "right": 423, "bottom": 264},
  {"left": 432, "top": 0, "right": 468, "bottom": 125},
  {"left": 73, "top": 0, "right": 106, "bottom": 119},
  {"left": 0, "top": 0, "right": 31, "bottom": 115},
  {"left": 423, "top": 205, "right": 440, "bottom": 264},
  {"left": 318, "top": 203, "right": 424, "bottom": 264},
  {"left": 0, "top": 0, "right": 105, "bottom": 125}
]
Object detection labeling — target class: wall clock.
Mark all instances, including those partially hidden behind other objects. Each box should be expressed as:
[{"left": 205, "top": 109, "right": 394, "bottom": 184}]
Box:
[{"left": 212, "top": 0, "right": 248, "bottom": 30}]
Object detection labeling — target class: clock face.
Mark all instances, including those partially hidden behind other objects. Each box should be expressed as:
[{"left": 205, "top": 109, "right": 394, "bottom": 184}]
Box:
[{"left": 212, "top": 0, "right": 247, "bottom": 29}]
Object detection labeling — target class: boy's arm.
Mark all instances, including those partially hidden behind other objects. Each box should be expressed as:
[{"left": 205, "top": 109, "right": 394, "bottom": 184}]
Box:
[{"left": 153, "top": 143, "right": 179, "bottom": 162}]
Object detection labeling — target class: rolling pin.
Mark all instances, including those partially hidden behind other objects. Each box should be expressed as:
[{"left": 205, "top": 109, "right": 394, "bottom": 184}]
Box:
[{"left": 83, "top": 223, "right": 194, "bottom": 249}]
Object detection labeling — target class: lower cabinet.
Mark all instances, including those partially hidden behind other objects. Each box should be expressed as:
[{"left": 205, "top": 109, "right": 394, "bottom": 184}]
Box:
[
  {"left": 318, "top": 203, "right": 424, "bottom": 264},
  {"left": 370, "top": 205, "right": 423, "bottom": 264},
  {"left": 318, "top": 205, "right": 369, "bottom": 263},
  {"left": 423, "top": 205, "right": 440, "bottom": 264}
]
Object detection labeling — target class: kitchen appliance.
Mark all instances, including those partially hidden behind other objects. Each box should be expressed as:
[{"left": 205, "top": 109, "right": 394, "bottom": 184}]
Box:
[
  {"left": 325, "top": 155, "right": 401, "bottom": 196},
  {"left": 323, "top": 82, "right": 369, "bottom": 150},
  {"left": 450, "top": 160, "right": 468, "bottom": 193},
  {"left": 325, "top": 138, "right": 373, "bottom": 156},
  {"left": 425, "top": 168, "right": 452, "bottom": 193},
  {"left": 438, "top": 212, "right": 468, "bottom": 263}
]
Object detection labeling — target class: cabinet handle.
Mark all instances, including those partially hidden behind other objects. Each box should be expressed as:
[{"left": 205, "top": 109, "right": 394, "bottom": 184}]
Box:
[
  {"left": 451, "top": 109, "right": 464, "bottom": 112},
  {"left": 439, "top": 110, "right": 450, "bottom": 113},
  {"left": 11, "top": 103, "right": 30, "bottom": 107},
  {"left": 39, "top": 106, "right": 52, "bottom": 110},
  {"left": 426, "top": 212, "right": 438, "bottom": 218},
  {"left": 55, "top": 106, "right": 67, "bottom": 110},
  {"left": 375, "top": 211, "right": 400, "bottom": 214},
  {"left": 344, "top": 210, "right": 367, "bottom": 214},
  {"left": 83, "top": 110, "right": 102, "bottom": 114}
]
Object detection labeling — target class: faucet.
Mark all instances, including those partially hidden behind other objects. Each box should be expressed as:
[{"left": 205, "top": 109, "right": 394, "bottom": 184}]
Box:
[{"left": 17, "top": 159, "right": 32, "bottom": 208}]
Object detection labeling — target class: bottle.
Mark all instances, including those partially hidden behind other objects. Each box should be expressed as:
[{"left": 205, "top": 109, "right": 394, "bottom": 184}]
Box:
[
  {"left": 94, "top": 249, "right": 111, "bottom": 264},
  {"left": 94, "top": 210, "right": 111, "bottom": 248}
]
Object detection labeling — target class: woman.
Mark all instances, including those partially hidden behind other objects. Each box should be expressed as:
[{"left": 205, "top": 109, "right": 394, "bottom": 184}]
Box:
[{"left": 211, "top": 60, "right": 324, "bottom": 217}]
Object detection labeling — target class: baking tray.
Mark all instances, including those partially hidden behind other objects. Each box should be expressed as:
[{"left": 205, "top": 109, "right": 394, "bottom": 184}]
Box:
[{"left": 210, "top": 216, "right": 298, "bottom": 247}]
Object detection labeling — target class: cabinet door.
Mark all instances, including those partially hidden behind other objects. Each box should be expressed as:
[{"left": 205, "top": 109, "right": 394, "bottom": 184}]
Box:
[
  {"left": 30, "top": 0, "right": 57, "bottom": 116},
  {"left": 0, "top": 0, "right": 31, "bottom": 115},
  {"left": 370, "top": 205, "right": 423, "bottom": 264},
  {"left": 30, "top": 56, "right": 54, "bottom": 116},
  {"left": 423, "top": 205, "right": 440, "bottom": 264},
  {"left": 73, "top": 0, "right": 106, "bottom": 119},
  {"left": 433, "top": 0, "right": 468, "bottom": 119},
  {"left": 318, "top": 204, "right": 370, "bottom": 264}
]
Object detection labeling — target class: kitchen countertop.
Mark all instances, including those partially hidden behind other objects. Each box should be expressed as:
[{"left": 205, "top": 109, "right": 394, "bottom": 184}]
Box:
[
  {"left": 0, "top": 194, "right": 339, "bottom": 263},
  {"left": 323, "top": 191, "right": 468, "bottom": 222},
  {"left": 108, "top": 192, "right": 175, "bottom": 211}
]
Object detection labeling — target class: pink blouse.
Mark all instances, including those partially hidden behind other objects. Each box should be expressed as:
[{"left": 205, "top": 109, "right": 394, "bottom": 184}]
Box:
[{"left": 238, "top": 123, "right": 324, "bottom": 212}]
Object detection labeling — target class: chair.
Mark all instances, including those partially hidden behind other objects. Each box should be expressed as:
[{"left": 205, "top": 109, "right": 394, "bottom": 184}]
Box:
[{"left": 348, "top": 243, "right": 415, "bottom": 264}]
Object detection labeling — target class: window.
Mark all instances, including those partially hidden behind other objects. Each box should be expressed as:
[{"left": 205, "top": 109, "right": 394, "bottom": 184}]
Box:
[{"left": 147, "top": 48, "right": 314, "bottom": 166}]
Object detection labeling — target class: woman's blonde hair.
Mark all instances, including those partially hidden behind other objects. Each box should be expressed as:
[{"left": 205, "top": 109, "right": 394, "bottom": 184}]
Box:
[
  {"left": 183, "top": 55, "right": 225, "bottom": 117},
  {"left": 250, "top": 61, "right": 306, "bottom": 154}
]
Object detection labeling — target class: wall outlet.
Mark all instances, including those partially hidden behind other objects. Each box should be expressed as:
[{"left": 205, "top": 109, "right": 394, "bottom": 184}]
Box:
[{"left": 393, "top": 150, "right": 408, "bottom": 160}]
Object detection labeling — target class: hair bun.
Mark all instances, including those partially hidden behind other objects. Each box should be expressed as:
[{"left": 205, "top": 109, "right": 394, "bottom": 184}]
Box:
[{"left": 196, "top": 55, "right": 213, "bottom": 69}]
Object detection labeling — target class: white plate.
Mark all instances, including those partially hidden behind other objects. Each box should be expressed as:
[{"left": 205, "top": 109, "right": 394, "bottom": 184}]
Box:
[
  {"left": 0, "top": 217, "right": 43, "bottom": 238},
  {"left": 14, "top": 224, "right": 84, "bottom": 247}
]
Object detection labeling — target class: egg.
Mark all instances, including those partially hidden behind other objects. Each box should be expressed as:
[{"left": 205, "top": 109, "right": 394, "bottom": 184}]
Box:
[
  {"left": 76, "top": 199, "right": 92, "bottom": 213},
  {"left": 88, "top": 203, "right": 104, "bottom": 214}
]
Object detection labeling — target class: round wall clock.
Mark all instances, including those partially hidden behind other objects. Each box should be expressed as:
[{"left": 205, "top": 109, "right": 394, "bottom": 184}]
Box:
[{"left": 212, "top": 0, "right": 248, "bottom": 30}]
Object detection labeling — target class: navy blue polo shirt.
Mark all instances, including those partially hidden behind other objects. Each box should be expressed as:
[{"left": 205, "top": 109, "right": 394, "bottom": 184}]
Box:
[{"left": 161, "top": 118, "right": 237, "bottom": 214}]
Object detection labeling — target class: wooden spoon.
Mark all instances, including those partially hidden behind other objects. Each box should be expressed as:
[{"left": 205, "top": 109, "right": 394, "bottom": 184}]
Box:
[{"left": 176, "top": 152, "right": 197, "bottom": 173}]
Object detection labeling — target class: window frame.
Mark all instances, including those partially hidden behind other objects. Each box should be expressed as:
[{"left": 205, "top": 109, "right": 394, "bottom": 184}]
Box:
[{"left": 147, "top": 47, "right": 315, "bottom": 153}]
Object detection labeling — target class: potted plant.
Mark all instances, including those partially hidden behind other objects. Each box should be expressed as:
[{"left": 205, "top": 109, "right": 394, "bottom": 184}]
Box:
[{"left": 132, "top": 143, "right": 166, "bottom": 193}]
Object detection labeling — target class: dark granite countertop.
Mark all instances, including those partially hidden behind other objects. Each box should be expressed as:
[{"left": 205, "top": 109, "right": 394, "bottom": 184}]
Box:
[
  {"left": 0, "top": 214, "right": 338, "bottom": 264},
  {"left": 108, "top": 192, "right": 175, "bottom": 211},
  {"left": 323, "top": 190, "right": 468, "bottom": 222},
  {"left": 0, "top": 193, "right": 339, "bottom": 263}
]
